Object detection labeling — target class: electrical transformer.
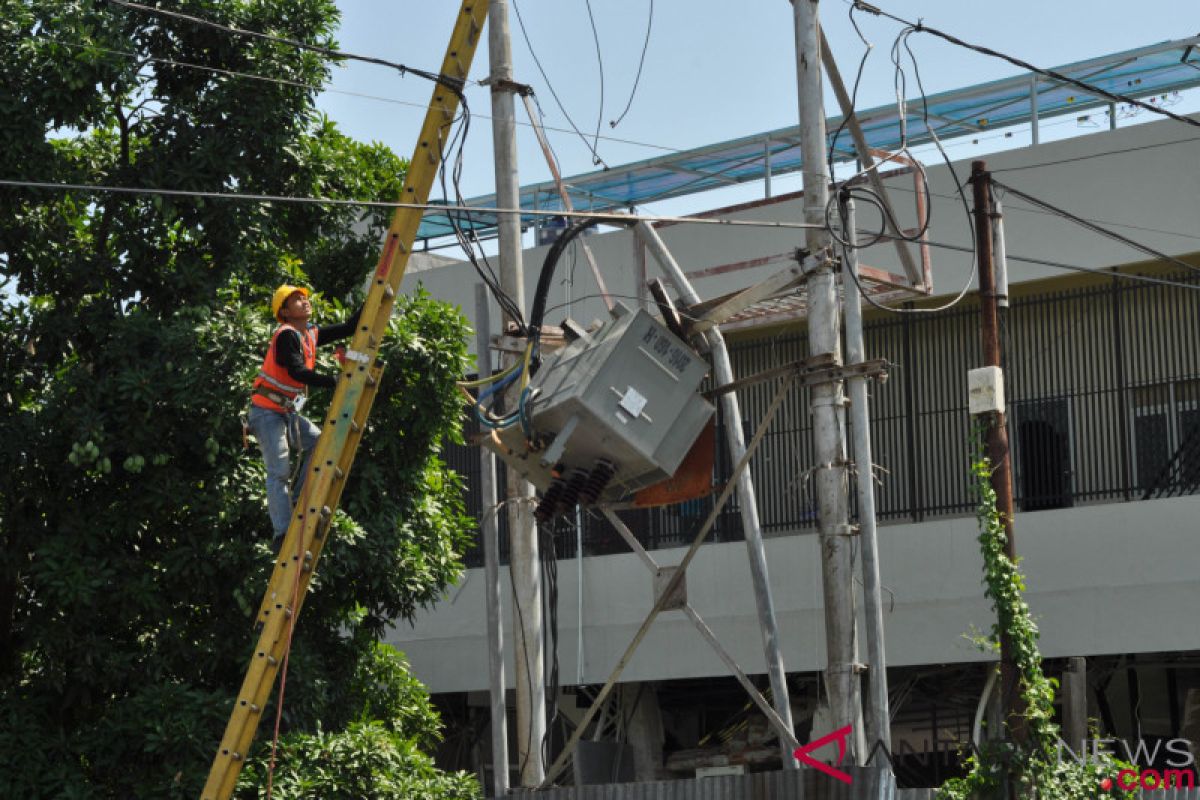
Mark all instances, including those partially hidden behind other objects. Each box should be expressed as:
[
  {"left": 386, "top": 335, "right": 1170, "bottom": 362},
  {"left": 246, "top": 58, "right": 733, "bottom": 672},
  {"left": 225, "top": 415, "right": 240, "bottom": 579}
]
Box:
[{"left": 484, "top": 303, "right": 714, "bottom": 519}]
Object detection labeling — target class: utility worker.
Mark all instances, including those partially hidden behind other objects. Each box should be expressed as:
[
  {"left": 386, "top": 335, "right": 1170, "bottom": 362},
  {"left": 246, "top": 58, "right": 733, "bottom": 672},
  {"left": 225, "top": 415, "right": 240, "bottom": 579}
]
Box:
[{"left": 248, "top": 284, "right": 361, "bottom": 553}]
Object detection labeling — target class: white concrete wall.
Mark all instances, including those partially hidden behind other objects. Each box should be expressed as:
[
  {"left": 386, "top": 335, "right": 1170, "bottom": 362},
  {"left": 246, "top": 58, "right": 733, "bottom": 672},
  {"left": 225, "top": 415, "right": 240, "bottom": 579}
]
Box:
[
  {"left": 386, "top": 115, "right": 1200, "bottom": 695},
  {"left": 403, "top": 113, "right": 1200, "bottom": 356},
  {"left": 387, "top": 495, "right": 1200, "bottom": 694}
]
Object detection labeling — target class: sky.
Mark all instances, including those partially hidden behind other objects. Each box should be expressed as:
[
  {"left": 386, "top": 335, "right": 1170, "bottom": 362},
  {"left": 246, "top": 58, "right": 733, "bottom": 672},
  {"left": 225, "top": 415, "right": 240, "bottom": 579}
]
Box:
[{"left": 318, "top": 0, "right": 1200, "bottom": 227}]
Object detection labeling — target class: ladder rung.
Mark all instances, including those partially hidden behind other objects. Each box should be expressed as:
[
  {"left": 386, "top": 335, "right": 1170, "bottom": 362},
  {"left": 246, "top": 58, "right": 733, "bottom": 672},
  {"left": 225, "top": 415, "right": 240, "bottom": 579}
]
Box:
[
  {"left": 320, "top": 505, "right": 332, "bottom": 518},
  {"left": 383, "top": 285, "right": 396, "bottom": 298},
  {"left": 350, "top": 420, "right": 361, "bottom": 433},
  {"left": 366, "top": 374, "right": 377, "bottom": 387},
  {"left": 334, "top": 467, "right": 345, "bottom": 479}
]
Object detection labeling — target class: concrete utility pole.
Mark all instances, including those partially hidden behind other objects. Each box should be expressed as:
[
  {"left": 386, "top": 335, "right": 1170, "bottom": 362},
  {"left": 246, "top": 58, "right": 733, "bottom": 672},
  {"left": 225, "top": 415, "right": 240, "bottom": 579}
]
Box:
[
  {"left": 971, "top": 161, "right": 1024, "bottom": 751},
  {"left": 840, "top": 198, "right": 892, "bottom": 756},
  {"left": 475, "top": 286, "right": 510, "bottom": 798},
  {"left": 792, "top": 0, "right": 862, "bottom": 757},
  {"left": 488, "top": 1, "right": 546, "bottom": 785}
]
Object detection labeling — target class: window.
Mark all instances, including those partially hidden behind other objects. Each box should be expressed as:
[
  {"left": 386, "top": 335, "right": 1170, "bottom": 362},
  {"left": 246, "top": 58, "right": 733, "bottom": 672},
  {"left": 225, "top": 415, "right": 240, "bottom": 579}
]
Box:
[
  {"left": 1133, "top": 380, "right": 1200, "bottom": 496},
  {"left": 1010, "top": 397, "right": 1074, "bottom": 511}
]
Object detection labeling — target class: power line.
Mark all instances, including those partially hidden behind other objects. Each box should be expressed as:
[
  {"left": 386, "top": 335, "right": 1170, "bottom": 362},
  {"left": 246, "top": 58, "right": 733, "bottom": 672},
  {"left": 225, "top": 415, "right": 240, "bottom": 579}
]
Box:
[
  {"left": 609, "top": 0, "right": 654, "bottom": 129},
  {"left": 34, "top": 35, "right": 684, "bottom": 157},
  {"left": 882, "top": 178, "right": 1200, "bottom": 244},
  {"left": 896, "top": 234, "right": 1200, "bottom": 293},
  {"left": 512, "top": 0, "right": 609, "bottom": 168},
  {"left": 854, "top": 1, "right": 1200, "bottom": 131},
  {"left": 583, "top": 0, "right": 606, "bottom": 164},
  {"left": 0, "top": 177, "right": 828, "bottom": 231},
  {"left": 991, "top": 136, "right": 1200, "bottom": 174},
  {"left": 106, "top": 0, "right": 455, "bottom": 90},
  {"left": 989, "top": 178, "right": 1200, "bottom": 276}
]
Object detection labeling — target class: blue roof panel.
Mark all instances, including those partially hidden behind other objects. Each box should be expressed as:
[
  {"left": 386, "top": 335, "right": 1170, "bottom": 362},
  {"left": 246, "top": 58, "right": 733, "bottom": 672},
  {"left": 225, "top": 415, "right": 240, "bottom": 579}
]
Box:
[{"left": 418, "top": 37, "right": 1200, "bottom": 240}]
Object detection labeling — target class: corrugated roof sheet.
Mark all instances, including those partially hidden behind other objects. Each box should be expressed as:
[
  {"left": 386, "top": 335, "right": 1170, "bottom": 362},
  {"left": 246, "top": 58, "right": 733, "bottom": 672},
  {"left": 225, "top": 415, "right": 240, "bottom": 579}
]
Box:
[{"left": 417, "top": 36, "right": 1200, "bottom": 241}]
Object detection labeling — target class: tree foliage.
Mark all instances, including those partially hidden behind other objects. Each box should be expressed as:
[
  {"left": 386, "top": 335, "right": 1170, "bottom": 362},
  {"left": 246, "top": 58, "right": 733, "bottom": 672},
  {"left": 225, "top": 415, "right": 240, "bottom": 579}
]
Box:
[{"left": 0, "top": 1, "right": 477, "bottom": 796}]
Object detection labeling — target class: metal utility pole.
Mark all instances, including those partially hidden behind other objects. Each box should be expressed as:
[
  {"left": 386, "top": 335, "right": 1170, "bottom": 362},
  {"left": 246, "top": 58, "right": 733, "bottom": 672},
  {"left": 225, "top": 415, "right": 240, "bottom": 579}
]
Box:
[
  {"left": 970, "top": 161, "right": 1023, "bottom": 749},
  {"left": 840, "top": 198, "right": 891, "bottom": 756},
  {"left": 475, "top": 286, "right": 510, "bottom": 798},
  {"left": 488, "top": 0, "right": 546, "bottom": 785},
  {"left": 792, "top": 0, "right": 862, "bottom": 756},
  {"left": 636, "top": 221, "right": 797, "bottom": 769}
]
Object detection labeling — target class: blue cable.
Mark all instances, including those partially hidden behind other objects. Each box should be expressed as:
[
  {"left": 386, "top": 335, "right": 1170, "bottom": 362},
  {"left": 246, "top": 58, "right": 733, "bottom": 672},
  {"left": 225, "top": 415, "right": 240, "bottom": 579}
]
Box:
[{"left": 475, "top": 363, "right": 524, "bottom": 429}]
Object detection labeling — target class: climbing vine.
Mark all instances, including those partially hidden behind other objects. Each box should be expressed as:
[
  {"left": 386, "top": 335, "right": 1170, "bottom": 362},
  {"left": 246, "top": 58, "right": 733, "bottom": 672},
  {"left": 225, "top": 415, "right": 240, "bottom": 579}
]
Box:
[{"left": 938, "top": 425, "right": 1135, "bottom": 800}]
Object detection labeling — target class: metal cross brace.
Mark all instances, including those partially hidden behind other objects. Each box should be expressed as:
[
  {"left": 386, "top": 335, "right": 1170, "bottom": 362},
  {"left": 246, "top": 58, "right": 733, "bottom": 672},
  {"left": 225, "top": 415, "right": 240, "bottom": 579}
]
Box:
[
  {"left": 538, "top": 376, "right": 797, "bottom": 788},
  {"left": 599, "top": 507, "right": 802, "bottom": 753}
]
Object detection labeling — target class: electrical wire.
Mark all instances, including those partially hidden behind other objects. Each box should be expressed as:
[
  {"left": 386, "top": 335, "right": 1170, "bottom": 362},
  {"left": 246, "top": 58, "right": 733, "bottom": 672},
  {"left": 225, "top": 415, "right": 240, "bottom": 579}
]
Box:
[
  {"left": 609, "top": 0, "right": 654, "bottom": 129},
  {"left": 990, "top": 179, "right": 1200, "bottom": 276},
  {"left": 583, "top": 0, "right": 606, "bottom": 164},
  {"left": 32, "top": 34, "right": 686, "bottom": 156},
  {"left": 539, "top": 520, "right": 561, "bottom": 771},
  {"left": 0, "top": 179, "right": 830, "bottom": 231},
  {"left": 881, "top": 177, "right": 1200, "bottom": 245},
  {"left": 853, "top": 1, "right": 1200, "bottom": 131},
  {"left": 512, "top": 0, "right": 609, "bottom": 168},
  {"left": 990, "top": 135, "right": 1200, "bottom": 173},
  {"left": 103, "top": 0, "right": 530, "bottom": 322},
  {"left": 825, "top": 20, "right": 979, "bottom": 314},
  {"left": 106, "top": 0, "right": 453, "bottom": 88},
  {"left": 888, "top": 233, "right": 1200, "bottom": 293}
]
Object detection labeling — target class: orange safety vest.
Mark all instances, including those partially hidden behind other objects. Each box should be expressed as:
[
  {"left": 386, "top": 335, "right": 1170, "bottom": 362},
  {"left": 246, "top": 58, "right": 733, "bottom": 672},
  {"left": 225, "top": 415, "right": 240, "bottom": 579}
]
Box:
[{"left": 251, "top": 324, "right": 319, "bottom": 412}]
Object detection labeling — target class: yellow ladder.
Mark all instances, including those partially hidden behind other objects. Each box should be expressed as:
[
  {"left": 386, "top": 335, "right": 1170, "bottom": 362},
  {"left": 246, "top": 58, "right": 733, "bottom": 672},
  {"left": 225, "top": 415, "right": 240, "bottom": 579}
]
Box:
[{"left": 201, "top": 3, "right": 488, "bottom": 797}]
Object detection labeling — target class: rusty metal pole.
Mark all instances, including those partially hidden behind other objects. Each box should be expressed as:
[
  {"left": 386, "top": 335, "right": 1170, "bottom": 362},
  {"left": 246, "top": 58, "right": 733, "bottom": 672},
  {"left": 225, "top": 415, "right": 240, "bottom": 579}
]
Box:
[{"left": 971, "top": 161, "right": 1024, "bottom": 762}]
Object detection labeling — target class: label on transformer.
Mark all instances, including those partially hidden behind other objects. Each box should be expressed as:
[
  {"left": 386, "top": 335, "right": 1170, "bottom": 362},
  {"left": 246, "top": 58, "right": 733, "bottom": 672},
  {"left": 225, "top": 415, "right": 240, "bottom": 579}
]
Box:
[{"left": 619, "top": 386, "right": 648, "bottom": 418}]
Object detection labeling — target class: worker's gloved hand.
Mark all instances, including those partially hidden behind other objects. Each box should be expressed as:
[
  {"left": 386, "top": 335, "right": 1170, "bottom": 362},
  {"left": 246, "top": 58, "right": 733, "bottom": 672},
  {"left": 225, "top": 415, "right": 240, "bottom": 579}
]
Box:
[{"left": 334, "top": 346, "right": 347, "bottom": 365}]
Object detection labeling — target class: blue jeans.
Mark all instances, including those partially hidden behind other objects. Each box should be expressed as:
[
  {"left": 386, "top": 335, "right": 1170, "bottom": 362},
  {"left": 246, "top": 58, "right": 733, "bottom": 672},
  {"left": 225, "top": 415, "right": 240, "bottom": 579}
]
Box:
[{"left": 248, "top": 404, "right": 321, "bottom": 540}]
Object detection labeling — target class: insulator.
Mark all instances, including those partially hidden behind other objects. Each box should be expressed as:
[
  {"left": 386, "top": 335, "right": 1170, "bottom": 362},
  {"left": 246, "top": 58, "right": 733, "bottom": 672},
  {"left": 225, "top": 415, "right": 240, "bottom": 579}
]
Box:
[
  {"left": 558, "top": 469, "right": 589, "bottom": 513},
  {"left": 535, "top": 479, "right": 566, "bottom": 523},
  {"left": 579, "top": 459, "right": 616, "bottom": 505}
]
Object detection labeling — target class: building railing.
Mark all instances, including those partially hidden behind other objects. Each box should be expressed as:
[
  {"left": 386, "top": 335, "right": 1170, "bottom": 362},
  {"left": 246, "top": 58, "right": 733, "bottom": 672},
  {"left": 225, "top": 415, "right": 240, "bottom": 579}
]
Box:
[{"left": 447, "top": 272, "right": 1200, "bottom": 567}]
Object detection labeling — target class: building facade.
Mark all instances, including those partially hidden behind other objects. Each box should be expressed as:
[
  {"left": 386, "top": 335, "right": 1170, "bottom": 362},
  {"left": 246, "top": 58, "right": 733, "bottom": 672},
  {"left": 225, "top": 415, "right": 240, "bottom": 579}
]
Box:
[{"left": 393, "top": 112, "right": 1200, "bottom": 788}]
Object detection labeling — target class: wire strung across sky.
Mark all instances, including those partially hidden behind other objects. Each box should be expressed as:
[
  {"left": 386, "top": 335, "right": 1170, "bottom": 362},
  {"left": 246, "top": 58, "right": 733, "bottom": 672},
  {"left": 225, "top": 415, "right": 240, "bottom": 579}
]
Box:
[
  {"left": 0, "top": 178, "right": 824, "bottom": 231},
  {"left": 33, "top": 35, "right": 683, "bottom": 157},
  {"left": 4, "top": 178, "right": 1198, "bottom": 295},
  {"left": 512, "top": 0, "right": 609, "bottom": 168},
  {"left": 990, "top": 178, "right": 1200, "bottom": 276},
  {"left": 608, "top": 0, "right": 654, "bottom": 129},
  {"left": 106, "top": 0, "right": 453, "bottom": 88},
  {"left": 855, "top": 1, "right": 1200, "bottom": 131}
]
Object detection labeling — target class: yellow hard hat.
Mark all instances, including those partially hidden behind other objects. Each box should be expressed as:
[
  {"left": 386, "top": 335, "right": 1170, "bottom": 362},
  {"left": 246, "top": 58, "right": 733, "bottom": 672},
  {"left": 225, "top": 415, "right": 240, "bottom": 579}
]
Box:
[{"left": 271, "top": 284, "right": 310, "bottom": 321}]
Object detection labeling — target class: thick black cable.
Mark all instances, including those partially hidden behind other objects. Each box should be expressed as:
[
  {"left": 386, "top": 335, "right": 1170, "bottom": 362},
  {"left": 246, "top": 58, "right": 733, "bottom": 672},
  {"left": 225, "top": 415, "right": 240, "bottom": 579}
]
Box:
[
  {"left": 539, "top": 523, "right": 561, "bottom": 771},
  {"left": 854, "top": 1, "right": 1200, "bottom": 131},
  {"left": 529, "top": 216, "right": 635, "bottom": 360},
  {"left": 506, "top": 548, "right": 537, "bottom": 778},
  {"left": 609, "top": 0, "right": 654, "bottom": 129},
  {"left": 989, "top": 179, "right": 1200, "bottom": 276}
]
